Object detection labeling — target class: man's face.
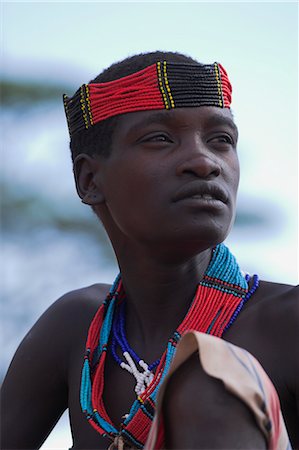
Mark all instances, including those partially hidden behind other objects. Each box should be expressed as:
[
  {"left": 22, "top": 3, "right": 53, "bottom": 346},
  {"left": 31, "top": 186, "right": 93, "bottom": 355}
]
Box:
[{"left": 97, "top": 106, "right": 240, "bottom": 256}]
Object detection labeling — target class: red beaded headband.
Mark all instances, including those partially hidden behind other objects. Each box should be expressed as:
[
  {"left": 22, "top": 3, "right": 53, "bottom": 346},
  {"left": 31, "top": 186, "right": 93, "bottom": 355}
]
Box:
[{"left": 63, "top": 61, "right": 232, "bottom": 138}]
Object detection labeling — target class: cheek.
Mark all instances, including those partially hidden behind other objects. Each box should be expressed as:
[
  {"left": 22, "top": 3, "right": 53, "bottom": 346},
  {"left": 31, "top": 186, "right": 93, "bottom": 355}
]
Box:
[
  {"left": 226, "top": 154, "right": 240, "bottom": 194},
  {"left": 235, "top": 159, "right": 240, "bottom": 190},
  {"left": 110, "top": 158, "right": 168, "bottom": 200},
  {"left": 102, "top": 162, "right": 165, "bottom": 234}
]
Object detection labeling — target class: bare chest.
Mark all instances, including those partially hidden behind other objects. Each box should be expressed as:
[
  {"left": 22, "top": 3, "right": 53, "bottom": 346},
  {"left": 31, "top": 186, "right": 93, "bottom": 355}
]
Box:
[
  {"left": 68, "top": 335, "right": 143, "bottom": 449},
  {"left": 67, "top": 300, "right": 293, "bottom": 449}
]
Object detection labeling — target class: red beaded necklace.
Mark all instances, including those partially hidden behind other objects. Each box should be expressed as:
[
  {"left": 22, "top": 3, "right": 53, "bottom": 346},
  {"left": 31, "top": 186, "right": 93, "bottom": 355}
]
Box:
[{"left": 80, "top": 244, "right": 249, "bottom": 449}]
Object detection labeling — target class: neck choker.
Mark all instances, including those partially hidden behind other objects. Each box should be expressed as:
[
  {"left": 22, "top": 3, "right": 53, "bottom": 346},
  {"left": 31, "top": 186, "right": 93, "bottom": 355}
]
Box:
[{"left": 80, "top": 244, "right": 257, "bottom": 449}]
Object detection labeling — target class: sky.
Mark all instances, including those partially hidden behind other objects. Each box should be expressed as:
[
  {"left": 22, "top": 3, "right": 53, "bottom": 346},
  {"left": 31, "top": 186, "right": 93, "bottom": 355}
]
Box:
[{"left": 1, "top": 1, "right": 298, "bottom": 284}]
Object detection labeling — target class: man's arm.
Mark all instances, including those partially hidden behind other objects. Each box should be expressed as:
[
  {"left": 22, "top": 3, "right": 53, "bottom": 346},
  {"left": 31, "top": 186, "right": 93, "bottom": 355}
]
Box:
[
  {"left": 1, "top": 295, "right": 73, "bottom": 449},
  {"left": 287, "top": 286, "right": 299, "bottom": 449}
]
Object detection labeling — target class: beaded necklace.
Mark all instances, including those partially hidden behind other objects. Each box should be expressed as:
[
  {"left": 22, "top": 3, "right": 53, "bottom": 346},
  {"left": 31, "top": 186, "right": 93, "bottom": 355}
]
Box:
[
  {"left": 111, "top": 273, "right": 259, "bottom": 398},
  {"left": 111, "top": 301, "right": 160, "bottom": 396},
  {"left": 80, "top": 244, "right": 258, "bottom": 449}
]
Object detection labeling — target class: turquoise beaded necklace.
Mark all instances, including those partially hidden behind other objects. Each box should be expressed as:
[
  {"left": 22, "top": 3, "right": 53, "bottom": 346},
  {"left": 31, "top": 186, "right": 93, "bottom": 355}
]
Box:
[{"left": 80, "top": 243, "right": 256, "bottom": 449}]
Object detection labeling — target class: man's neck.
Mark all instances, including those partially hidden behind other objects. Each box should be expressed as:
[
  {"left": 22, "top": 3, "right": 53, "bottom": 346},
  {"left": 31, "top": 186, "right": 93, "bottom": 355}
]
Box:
[{"left": 117, "top": 248, "right": 212, "bottom": 348}]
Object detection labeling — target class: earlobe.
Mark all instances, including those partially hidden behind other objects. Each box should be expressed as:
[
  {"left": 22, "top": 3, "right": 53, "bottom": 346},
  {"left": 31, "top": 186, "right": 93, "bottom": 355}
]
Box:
[
  {"left": 73, "top": 154, "right": 105, "bottom": 205},
  {"left": 81, "top": 192, "right": 104, "bottom": 205}
]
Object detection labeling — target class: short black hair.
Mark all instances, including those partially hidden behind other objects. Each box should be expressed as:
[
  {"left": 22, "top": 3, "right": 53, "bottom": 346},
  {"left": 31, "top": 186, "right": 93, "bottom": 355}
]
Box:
[{"left": 69, "top": 51, "right": 199, "bottom": 162}]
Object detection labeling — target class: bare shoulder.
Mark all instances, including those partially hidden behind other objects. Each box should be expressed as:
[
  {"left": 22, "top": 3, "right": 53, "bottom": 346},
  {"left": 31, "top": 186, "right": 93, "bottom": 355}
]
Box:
[
  {"left": 265, "top": 280, "right": 298, "bottom": 336},
  {"left": 28, "top": 282, "right": 112, "bottom": 351},
  {"left": 44, "top": 282, "right": 112, "bottom": 321},
  {"left": 257, "top": 279, "right": 298, "bottom": 298},
  {"left": 35, "top": 282, "right": 111, "bottom": 325},
  {"left": 241, "top": 279, "right": 299, "bottom": 358},
  {"left": 228, "top": 279, "right": 298, "bottom": 355},
  {"left": 4, "top": 282, "right": 111, "bottom": 383},
  {"left": 50, "top": 282, "right": 111, "bottom": 310},
  {"left": 1, "top": 283, "right": 111, "bottom": 449},
  {"left": 244, "top": 278, "right": 298, "bottom": 315},
  {"left": 253, "top": 280, "right": 298, "bottom": 315}
]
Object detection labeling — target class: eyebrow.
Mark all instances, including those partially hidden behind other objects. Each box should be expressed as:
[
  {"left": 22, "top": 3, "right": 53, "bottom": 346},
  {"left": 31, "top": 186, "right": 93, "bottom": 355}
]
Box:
[
  {"left": 123, "top": 109, "right": 239, "bottom": 136},
  {"left": 204, "top": 115, "right": 239, "bottom": 136},
  {"left": 125, "top": 111, "right": 175, "bottom": 134}
]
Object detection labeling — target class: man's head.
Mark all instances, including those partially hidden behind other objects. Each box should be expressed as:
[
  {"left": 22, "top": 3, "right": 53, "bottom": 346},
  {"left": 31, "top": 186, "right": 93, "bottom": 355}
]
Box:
[
  {"left": 66, "top": 51, "right": 238, "bottom": 259},
  {"left": 65, "top": 51, "right": 231, "bottom": 162}
]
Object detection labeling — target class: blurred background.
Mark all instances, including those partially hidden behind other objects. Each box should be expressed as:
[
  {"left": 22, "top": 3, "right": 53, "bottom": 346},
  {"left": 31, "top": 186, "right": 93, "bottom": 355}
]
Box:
[{"left": 1, "top": 1, "right": 298, "bottom": 448}]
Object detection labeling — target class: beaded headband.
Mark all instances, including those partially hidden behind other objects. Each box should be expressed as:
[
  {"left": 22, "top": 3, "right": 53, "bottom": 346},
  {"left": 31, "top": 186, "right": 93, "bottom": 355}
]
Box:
[{"left": 63, "top": 61, "right": 232, "bottom": 138}]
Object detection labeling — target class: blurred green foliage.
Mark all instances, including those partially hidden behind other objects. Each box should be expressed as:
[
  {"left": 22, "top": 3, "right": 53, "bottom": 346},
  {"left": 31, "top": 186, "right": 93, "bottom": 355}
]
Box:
[
  {"left": 1, "top": 180, "right": 115, "bottom": 260},
  {"left": 0, "top": 79, "right": 72, "bottom": 105}
]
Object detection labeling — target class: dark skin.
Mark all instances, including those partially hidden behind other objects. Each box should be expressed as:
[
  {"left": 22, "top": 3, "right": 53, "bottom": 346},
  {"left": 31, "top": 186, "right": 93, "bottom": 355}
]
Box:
[
  {"left": 163, "top": 352, "right": 268, "bottom": 449},
  {"left": 1, "top": 107, "right": 298, "bottom": 449}
]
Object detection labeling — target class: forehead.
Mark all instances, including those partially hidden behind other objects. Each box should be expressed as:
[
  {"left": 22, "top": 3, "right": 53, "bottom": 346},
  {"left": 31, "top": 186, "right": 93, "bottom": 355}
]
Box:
[{"left": 114, "top": 106, "right": 237, "bottom": 138}]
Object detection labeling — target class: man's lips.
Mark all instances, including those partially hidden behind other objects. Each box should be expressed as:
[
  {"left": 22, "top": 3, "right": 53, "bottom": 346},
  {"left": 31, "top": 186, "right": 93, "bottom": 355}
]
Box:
[{"left": 172, "top": 182, "right": 229, "bottom": 204}]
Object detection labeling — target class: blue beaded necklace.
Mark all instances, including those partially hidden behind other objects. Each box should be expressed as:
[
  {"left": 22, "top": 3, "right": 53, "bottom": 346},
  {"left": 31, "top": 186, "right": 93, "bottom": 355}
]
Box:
[
  {"left": 80, "top": 243, "right": 259, "bottom": 449},
  {"left": 110, "top": 272, "right": 259, "bottom": 395}
]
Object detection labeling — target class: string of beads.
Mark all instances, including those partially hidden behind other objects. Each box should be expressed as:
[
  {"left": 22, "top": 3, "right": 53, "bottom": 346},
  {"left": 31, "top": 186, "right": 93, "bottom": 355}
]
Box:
[
  {"left": 80, "top": 243, "right": 259, "bottom": 449},
  {"left": 63, "top": 61, "right": 232, "bottom": 138},
  {"left": 111, "top": 301, "right": 160, "bottom": 396},
  {"left": 110, "top": 273, "right": 259, "bottom": 396}
]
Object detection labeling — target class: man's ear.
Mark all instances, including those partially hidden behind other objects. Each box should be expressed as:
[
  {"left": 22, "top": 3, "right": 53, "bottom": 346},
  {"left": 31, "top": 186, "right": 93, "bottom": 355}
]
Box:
[{"left": 73, "top": 154, "right": 105, "bottom": 205}]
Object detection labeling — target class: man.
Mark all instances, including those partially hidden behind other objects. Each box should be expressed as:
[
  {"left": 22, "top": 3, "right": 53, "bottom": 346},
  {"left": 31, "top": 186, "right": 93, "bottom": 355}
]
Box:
[{"left": 1, "top": 51, "right": 298, "bottom": 450}]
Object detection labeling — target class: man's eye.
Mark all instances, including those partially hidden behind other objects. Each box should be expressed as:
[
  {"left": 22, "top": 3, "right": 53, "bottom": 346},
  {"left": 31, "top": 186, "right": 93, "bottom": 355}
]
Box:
[
  {"left": 139, "top": 133, "right": 172, "bottom": 143},
  {"left": 208, "top": 135, "right": 234, "bottom": 146}
]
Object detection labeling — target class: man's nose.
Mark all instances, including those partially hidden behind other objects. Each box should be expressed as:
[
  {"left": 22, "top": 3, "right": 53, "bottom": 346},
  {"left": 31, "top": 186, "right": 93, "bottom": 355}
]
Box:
[{"left": 176, "top": 138, "right": 221, "bottom": 179}]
